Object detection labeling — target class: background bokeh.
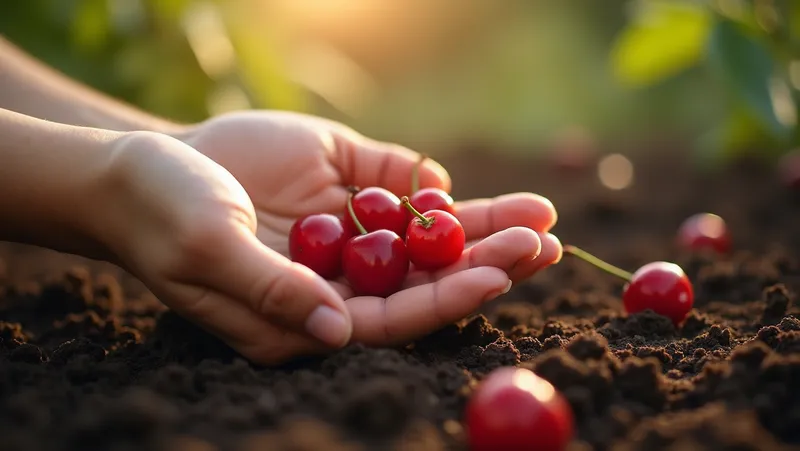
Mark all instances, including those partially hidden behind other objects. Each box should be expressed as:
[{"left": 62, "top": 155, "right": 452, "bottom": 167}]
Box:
[{"left": 2, "top": 0, "right": 798, "bottom": 166}]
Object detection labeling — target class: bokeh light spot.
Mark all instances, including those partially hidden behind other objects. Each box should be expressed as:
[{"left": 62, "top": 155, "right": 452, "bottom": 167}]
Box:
[{"left": 597, "top": 153, "right": 634, "bottom": 190}]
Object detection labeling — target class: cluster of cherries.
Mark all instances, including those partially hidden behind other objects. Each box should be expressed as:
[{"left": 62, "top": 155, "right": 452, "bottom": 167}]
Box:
[
  {"left": 288, "top": 156, "right": 465, "bottom": 297},
  {"left": 463, "top": 214, "right": 731, "bottom": 451}
]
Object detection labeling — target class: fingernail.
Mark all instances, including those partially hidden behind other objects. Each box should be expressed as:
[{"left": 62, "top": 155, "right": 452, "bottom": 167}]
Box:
[
  {"left": 484, "top": 280, "right": 513, "bottom": 302},
  {"left": 305, "top": 306, "right": 351, "bottom": 348}
]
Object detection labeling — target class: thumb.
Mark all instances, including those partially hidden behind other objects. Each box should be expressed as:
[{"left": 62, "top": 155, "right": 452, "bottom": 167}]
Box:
[
  {"left": 207, "top": 229, "right": 353, "bottom": 348},
  {"left": 329, "top": 130, "right": 452, "bottom": 197}
]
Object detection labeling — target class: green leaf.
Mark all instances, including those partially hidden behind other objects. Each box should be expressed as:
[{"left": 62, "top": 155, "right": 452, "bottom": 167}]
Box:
[
  {"left": 610, "top": 0, "right": 711, "bottom": 86},
  {"left": 706, "top": 17, "right": 792, "bottom": 142}
]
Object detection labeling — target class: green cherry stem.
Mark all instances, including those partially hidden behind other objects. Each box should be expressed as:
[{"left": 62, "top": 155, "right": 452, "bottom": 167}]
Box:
[
  {"left": 347, "top": 191, "right": 368, "bottom": 235},
  {"left": 400, "top": 196, "right": 434, "bottom": 228},
  {"left": 563, "top": 245, "right": 633, "bottom": 281},
  {"left": 411, "top": 153, "right": 427, "bottom": 194}
]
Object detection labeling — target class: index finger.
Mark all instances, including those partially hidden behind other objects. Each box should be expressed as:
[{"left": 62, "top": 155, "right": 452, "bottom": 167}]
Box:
[{"left": 453, "top": 193, "right": 558, "bottom": 241}]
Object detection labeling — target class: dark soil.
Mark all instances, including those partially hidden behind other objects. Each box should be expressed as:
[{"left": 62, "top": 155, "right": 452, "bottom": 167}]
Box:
[{"left": 2, "top": 141, "right": 800, "bottom": 450}]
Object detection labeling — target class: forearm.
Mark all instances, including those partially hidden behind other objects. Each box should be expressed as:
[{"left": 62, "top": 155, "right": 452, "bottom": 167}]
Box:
[
  {"left": 0, "top": 107, "right": 119, "bottom": 260},
  {"left": 0, "top": 37, "right": 180, "bottom": 133}
]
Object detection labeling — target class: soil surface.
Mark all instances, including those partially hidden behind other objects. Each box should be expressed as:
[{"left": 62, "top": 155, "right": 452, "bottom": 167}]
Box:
[{"left": 2, "top": 141, "right": 800, "bottom": 451}]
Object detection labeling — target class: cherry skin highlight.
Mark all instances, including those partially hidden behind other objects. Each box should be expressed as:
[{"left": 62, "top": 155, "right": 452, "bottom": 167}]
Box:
[
  {"left": 465, "top": 366, "right": 574, "bottom": 451},
  {"left": 677, "top": 213, "right": 730, "bottom": 254},
  {"left": 342, "top": 230, "right": 409, "bottom": 297},
  {"left": 401, "top": 197, "right": 465, "bottom": 271},
  {"left": 342, "top": 187, "right": 408, "bottom": 236},
  {"left": 289, "top": 214, "right": 349, "bottom": 279},
  {"left": 409, "top": 188, "right": 455, "bottom": 215},
  {"left": 623, "top": 261, "right": 694, "bottom": 326}
]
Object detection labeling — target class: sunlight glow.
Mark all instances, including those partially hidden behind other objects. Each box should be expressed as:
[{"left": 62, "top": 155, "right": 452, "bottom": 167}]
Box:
[
  {"left": 598, "top": 153, "right": 634, "bottom": 190},
  {"left": 286, "top": 41, "right": 378, "bottom": 116},
  {"left": 207, "top": 83, "right": 252, "bottom": 116},
  {"left": 181, "top": 1, "right": 236, "bottom": 79}
]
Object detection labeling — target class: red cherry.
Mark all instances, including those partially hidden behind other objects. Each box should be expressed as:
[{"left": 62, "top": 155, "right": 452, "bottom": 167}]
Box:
[
  {"left": 339, "top": 213, "right": 359, "bottom": 239},
  {"left": 401, "top": 197, "right": 465, "bottom": 270},
  {"left": 342, "top": 192, "right": 409, "bottom": 297},
  {"left": 623, "top": 261, "right": 694, "bottom": 326},
  {"left": 342, "top": 186, "right": 407, "bottom": 236},
  {"left": 677, "top": 213, "right": 730, "bottom": 254},
  {"left": 563, "top": 245, "right": 694, "bottom": 327},
  {"left": 409, "top": 187, "right": 455, "bottom": 215},
  {"left": 343, "top": 230, "right": 409, "bottom": 297},
  {"left": 289, "top": 214, "right": 349, "bottom": 279},
  {"left": 465, "top": 366, "right": 574, "bottom": 451}
]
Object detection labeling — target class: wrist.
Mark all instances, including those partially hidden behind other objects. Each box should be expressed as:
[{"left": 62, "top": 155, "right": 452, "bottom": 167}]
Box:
[{"left": 0, "top": 109, "right": 122, "bottom": 261}]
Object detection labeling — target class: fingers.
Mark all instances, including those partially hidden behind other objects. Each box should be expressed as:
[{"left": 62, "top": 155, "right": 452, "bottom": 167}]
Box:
[
  {"left": 508, "top": 232, "right": 562, "bottom": 281},
  {"left": 328, "top": 131, "right": 451, "bottom": 197},
  {"left": 155, "top": 282, "right": 319, "bottom": 365},
  {"left": 201, "top": 228, "right": 353, "bottom": 349},
  {"left": 173, "top": 231, "right": 559, "bottom": 364},
  {"left": 454, "top": 193, "right": 558, "bottom": 241},
  {"left": 346, "top": 267, "right": 511, "bottom": 346},
  {"left": 402, "top": 226, "right": 542, "bottom": 287}
]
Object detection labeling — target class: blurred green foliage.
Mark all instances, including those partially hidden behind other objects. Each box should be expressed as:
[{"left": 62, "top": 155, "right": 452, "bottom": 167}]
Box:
[
  {"left": 0, "top": 0, "right": 306, "bottom": 123},
  {"left": 610, "top": 0, "right": 799, "bottom": 165},
  {"left": 1, "top": 0, "right": 796, "bottom": 164}
]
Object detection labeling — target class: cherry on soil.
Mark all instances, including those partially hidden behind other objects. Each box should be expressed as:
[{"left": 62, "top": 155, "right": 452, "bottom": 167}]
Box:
[
  {"left": 676, "top": 212, "right": 730, "bottom": 254},
  {"left": 563, "top": 245, "right": 694, "bottom": 326},
  {"left": 342, "top": 191, "right": 409, "bottom": 297},
  {"left": 288, "top": 213, "right": 350, "bottom": 279},
  {"left": 342, "top": 186, "right": 408, "bottom": 237},
  {"left": 401, "top": 196, "right": 465, "bottom": 271},
  {"left": 465, "top": 366, "right": 574, "bottom": 451}
]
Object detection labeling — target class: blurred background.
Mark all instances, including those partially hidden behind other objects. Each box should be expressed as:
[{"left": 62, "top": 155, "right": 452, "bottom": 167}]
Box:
[
  {"left": 1, "top": 0, "right": 800, "bottom": 326},
  {"left": 1, "top": 0, "right": 798, "bottom": 166}
]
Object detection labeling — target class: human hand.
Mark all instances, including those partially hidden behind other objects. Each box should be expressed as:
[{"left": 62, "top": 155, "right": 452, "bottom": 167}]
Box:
[
  {"left": 174, "top": 111, "right": 562, "bottom": 363},
  {"left": 99, "top": 131, "right": 354, "bottom": 364}
]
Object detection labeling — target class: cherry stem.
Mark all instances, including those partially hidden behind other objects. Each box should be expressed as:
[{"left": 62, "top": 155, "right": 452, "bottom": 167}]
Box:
[
  {"left": 411, "top": 153, "right": 427, "bottom": 194},
  {"left": 563, "top": 245, "right": 633, "bottom": 281},
  {"left": 346, "top": 192, "right": 368, "bottom": 235},
  {"left": 400, "top": 196, "right": 434, "bottom": 228}
]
